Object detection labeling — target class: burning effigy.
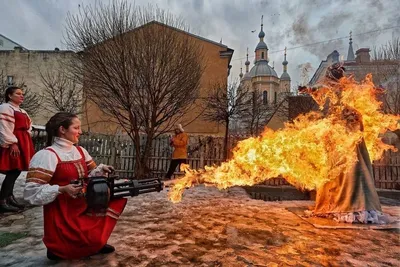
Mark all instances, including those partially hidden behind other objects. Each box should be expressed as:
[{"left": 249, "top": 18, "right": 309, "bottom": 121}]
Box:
[{"left": 168, "top": 63, "right": 400, "bottom": 224}]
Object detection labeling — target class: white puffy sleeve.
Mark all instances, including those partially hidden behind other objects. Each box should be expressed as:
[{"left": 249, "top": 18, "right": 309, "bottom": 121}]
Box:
[
  {"left": 23, "top": 149, "right": 60, "bottom": 206},
  {"left": 79, "top": 146, "right": 109, "bottom": 177},
  {"left": 0, "top": 104, "right": 17, "bottom": 146}
]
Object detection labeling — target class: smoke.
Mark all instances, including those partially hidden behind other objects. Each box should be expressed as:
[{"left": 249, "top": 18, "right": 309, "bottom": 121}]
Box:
[
  {"left": 317, "top": 12, "right": 352, "bottom": 37},
  {"left": 290, "top": 14, "right": 310, "bottom": 44},
  {"left": 174, "top": 0, "right": 400, "bottom": 85},
  {"left": 297, "top": 62, "right": 314, "bottom": 85},
  {"left": 285, "top": 0, "right": 399, "bottom": 59},
  {"left": 367, "top": 0, "right": 384, "bottom": 11}
]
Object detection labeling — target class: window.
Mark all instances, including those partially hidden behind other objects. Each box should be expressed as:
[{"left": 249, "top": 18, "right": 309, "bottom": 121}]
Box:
[
  {"left": 261, "top": 52, "right": 264, "bottom": 59},
  {"left": 262, "top": 90, "right": 268, "bottom": 105},
  {"left": 7, "top": 76, "right": 14, "bottom": 85},
  {"left": 274, "top": 92, "right": 277, "bottom": 104},
  {"left": 0, "top": 40, "right": 3, "bottom": 46}
]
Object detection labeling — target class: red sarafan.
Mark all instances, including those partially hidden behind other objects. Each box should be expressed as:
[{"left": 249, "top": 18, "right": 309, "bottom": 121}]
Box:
[
  {"left": 0, "top": 108, "right": 34, "bottom": 172},
  {"left": 42, "top": 146, "right": 126, "bottom": 259},
  {"left": 0, "top": 86, "right": 35, "bottom": 213}
]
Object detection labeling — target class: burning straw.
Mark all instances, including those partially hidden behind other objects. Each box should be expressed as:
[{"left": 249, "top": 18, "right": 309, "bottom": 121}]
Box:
[{"left": 169, "top": 75, "right": 400, "bottom": 203}]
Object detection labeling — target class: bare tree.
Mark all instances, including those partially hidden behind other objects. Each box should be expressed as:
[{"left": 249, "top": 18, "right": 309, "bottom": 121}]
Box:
[
  {"left": 299, "top": 62, "right": 314, "bottom": 86},
  {"left": 237, "top": 89, "right": 281, "bottom": 136},
  {"left": 64, "top": 1, "right": 204, "bottom": 177},
  {"left": 202, "top": 80, "right": 249, "bottom": 159},
  {"left": 373, "top": 37, "right": 400, "bottom": 61},
  {"left": 240, "top": 91, "right": 263, "bottom": 135},
  {"left": 20, "top": 88, "right": 42, "bottom": 118},
  {"left": 372, "top": 37, "right": 400, "bottom": 115},
  {"left": 0, "top": 70, "right": 42, "bottom": 117},
  {"left": 39, "top": 69, "right": 82, "bottom": 114}
]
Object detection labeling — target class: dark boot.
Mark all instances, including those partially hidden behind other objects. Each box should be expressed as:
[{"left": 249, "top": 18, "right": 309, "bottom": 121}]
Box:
[
  {"left": 8, "top": 195, "right": 25, "bottom": 209},
  {"left": 47, "top": 250, "right": 63, "bottom": 261},
  {"left": 98, "top": 244, "right": 115, "bottom": 254},
  {"left": 0, "top": 200, "right": 19, "bottom": 213}
]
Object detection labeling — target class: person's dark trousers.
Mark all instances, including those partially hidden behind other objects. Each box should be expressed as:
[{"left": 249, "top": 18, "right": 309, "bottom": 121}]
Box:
[
  {"left": 0, "top": 170, "right": 21, "bottom": 200},
  {"left": 0, "top": 170, "right": 22, "bottom": 212},
  {"left": 165, "top": 159, "right": 187, "bottom": 179}
]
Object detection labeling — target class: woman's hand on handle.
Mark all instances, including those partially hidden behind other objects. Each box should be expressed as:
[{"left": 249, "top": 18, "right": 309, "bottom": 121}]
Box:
[
  {"left": 59, "top": 184, "right": 82, "bottom": 198},
  {"left": 102, "top": 165, "right": 115, "bottom": 174}
]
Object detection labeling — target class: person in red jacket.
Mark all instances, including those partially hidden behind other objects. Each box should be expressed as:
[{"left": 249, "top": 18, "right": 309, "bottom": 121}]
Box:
[
  {"left": 165, "top": 124, "right": 189, "bottom": 179},
  {"left": 0, "top": 86, "right": 35, "bottom": 212}
]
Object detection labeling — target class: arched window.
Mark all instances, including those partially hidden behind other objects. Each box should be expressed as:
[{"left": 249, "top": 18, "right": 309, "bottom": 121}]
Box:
[
  {"left": 262, "top": 90, "right": 268, "bottom": 105},
  {"left": 261, "top": 52, "right": 264, "bottom": 59},
  {"left": 274, "top": 91, "right": 277, "bottom": 104}
]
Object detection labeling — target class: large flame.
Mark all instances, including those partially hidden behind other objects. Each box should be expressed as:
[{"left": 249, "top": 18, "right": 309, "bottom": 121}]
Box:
[{"left": 169, "top": 75, "right": 400, "bottom": 203}]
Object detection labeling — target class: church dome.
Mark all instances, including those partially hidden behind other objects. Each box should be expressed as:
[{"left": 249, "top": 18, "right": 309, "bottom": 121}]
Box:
[
  {"left": 249, "top": 61, "right": 278, "bottom": 78},
  {"left": 280, "top": 72, "right": 291, "bottom": 81},
  {"left": 256, "top": 41, "right": 268, "bottom": 50}
]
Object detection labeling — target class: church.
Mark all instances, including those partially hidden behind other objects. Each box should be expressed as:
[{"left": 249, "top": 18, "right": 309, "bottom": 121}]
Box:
[{"left": 237, "top": 16, "right": 291, "bottom": 132}]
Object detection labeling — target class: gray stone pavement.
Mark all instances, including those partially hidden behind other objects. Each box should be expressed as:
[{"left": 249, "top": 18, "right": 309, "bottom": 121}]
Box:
[{"left": 0, "top": 173, "right": 400, "bottom": 267}]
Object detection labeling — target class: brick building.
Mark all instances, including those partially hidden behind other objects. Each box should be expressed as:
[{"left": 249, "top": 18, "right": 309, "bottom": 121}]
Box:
[
  {"left": 299, "top": 34, "right": 399, "bottom": 122},
  {"left": 309, "top": 34, "right": 399, "bottom": 87},
  {"left": 82, "top": 21, "right": 234, "bottom": 136},
  {"left": 0, "top": 34, "right": 76, "bottom": 125},
  {"left": 1, "top": 24, "right": 234, "bottom": 136}
]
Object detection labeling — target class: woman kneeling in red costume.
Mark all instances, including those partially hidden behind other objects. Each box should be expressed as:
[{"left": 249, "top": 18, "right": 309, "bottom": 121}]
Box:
[{"left": 23, "top": 112, "right": 127, "bottom": 260}]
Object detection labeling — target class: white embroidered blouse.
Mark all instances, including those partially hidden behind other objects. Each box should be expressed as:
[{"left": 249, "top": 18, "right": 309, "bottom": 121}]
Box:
[
  {"left": 24, "top": 137, "right": 108, "bottom": 206},
  {"left": 0, "top": 102, "right": 32, "bottom": 147}
]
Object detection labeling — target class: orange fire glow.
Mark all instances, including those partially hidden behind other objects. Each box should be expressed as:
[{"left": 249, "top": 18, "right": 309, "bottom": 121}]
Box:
[{"left": 168, "top": 75, "right": 400, "bottom": 203}]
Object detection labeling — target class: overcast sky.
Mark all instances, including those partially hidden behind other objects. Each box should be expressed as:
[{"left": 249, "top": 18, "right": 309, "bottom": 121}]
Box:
[{"left": 1, "top": 0, "right": 399, "bottom": 87}]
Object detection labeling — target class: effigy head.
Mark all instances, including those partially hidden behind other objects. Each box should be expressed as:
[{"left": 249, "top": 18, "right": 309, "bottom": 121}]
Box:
[{"left": 326, "top": 62, "right": 346, "bottom": 81}]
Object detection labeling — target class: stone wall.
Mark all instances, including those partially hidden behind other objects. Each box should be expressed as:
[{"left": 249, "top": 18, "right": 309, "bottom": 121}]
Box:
[{"left": 0, "top": 48, "right": 77, "bottom": 125}]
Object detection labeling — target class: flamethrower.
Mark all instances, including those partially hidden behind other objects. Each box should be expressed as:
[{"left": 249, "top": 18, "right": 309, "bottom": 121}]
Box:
[{"left": 70, "top": 176, "right": 164, "bottom": 212}]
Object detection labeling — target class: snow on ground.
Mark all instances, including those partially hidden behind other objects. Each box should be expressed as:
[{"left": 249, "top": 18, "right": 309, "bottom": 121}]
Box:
[{"left": 0, "top": 173, "right": 399, "bottom": 266}]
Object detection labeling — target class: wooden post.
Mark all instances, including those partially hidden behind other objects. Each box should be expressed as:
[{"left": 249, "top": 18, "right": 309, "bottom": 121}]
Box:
[
  {"left": 199, "top": 137, "right": 205, "bottom": 168},
  {"left": 110, "top": 135, "right": 117, "bottom": 170}
]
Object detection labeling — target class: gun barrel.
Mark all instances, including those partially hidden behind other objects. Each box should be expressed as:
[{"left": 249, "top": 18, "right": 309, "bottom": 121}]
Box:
[
  {"left": 110, "top": 178, "right": 163, "bottom": 198},
  {"left": 113, "top": 182, "right": 161, "bottom": 192},
  {"left": 112, "top": 188, "right": 162, "bottom": 199},
  {"left": 85, "top": 176, "right": 164, "bottom": 212}
]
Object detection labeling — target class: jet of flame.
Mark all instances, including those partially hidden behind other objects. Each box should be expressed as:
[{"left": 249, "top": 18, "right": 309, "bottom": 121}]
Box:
[{"left": 169, "top": 75, "right": 400, "bottom": 203}]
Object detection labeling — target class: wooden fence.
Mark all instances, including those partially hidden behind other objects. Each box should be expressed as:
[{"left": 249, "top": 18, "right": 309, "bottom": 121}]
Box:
[
  {"left": 31, "top": 128, "right": 400, "bottom": 189},
  {"left": 31, "top": 129, "right": 227, "bottom": 179},
  {"left": 372, "top": 150, "right": 400, "bottom": 189}
]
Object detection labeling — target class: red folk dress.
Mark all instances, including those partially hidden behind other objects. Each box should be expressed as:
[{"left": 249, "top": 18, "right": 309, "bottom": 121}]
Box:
[
  {"left": 43, "top": 147, "right": 127, "bottom": 259},
  {"left": 0, "top": 109, "right": 34, "bottom": 173}
]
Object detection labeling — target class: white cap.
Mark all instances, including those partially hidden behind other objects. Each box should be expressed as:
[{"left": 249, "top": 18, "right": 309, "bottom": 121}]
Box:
[{"left": 176, "top": 124, "right": 184, "bottom": 132}]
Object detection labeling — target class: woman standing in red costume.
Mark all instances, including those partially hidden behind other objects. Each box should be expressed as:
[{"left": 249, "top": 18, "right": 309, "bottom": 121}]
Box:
[
  {"left": 23, "top": 112, "right": 127, "bottom": 260},
  {"left": 0, "top": 86, "right": 34, "bottom": 212}
]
